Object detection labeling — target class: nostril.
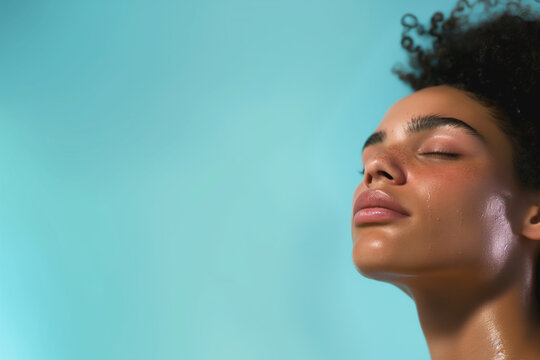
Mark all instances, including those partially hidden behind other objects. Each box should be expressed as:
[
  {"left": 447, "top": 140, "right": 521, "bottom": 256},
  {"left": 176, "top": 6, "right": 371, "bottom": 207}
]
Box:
[{"left": 380, "top": 170, "right": 393, "bottom": 180}]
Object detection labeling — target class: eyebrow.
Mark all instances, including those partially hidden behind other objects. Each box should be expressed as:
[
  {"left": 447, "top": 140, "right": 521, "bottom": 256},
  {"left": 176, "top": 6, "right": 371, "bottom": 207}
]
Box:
[{"left": 361, "top": 114, "right": 487, "bottom": 151}]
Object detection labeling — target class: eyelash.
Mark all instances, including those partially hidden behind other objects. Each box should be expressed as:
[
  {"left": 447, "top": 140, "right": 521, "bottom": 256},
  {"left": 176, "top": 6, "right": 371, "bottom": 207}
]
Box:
[
  {"left": 358, "top": 152, "right": 460, "bottom": 176},
  {"left": 422, "top": 151, "right": 460, "bottom": 158}
]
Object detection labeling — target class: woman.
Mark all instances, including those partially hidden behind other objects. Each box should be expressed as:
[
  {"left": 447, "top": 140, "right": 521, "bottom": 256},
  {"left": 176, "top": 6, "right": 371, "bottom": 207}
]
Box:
[{"left": 352, "top": 1, "right": 540, "bottom": 359}]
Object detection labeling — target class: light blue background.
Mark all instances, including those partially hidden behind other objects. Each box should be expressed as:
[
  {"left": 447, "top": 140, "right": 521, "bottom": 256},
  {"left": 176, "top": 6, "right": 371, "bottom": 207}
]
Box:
[{"left": 0, "top": 0, "right": 458, "bottom": 359}]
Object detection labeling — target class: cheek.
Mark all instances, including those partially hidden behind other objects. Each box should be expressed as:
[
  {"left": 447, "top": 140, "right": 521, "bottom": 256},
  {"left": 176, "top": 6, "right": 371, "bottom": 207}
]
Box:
[
  {"left": 417, "top": 160, "right": 494, "bottom": 208},
  {"left": 416, "top": 165, "right": 512, "bottom": 261},
  {"left": 416, "top": 164, "right": 487, "bottom": 214}
]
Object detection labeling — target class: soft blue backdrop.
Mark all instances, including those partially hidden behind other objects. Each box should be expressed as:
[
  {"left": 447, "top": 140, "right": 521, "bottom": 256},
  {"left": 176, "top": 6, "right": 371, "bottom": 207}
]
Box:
[{"left": 0, "top": 0, "right": 457, "bottom": 359}]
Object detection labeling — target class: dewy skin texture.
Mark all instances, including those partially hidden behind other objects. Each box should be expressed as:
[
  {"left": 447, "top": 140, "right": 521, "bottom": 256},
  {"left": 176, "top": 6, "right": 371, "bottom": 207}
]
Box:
[{"left": 351, "top": 85, "right": 540, "bottom": 360}]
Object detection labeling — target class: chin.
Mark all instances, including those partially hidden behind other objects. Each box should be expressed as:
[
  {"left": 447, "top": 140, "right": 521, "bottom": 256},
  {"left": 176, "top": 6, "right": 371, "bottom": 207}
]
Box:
[
  {"left": 354, "top": 259, "right": 402, "bottom": 281},
  {"left": 352, "top": 241, "right": 422, "bottom": 283},
  {"left": 353, "top": 250, "right": 401, "bottom": 282}
]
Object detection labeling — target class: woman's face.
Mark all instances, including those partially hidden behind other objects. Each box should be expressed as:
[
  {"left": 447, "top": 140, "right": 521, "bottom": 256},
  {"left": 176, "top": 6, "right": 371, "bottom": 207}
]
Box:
[{"left": 352, "top": 85, "right": 530, "bottom": 289}]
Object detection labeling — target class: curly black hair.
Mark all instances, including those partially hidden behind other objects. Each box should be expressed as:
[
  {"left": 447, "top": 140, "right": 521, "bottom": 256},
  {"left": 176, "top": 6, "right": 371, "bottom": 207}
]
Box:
[{"left": 393, "top": 0, "right": 540, "bottom": 318}]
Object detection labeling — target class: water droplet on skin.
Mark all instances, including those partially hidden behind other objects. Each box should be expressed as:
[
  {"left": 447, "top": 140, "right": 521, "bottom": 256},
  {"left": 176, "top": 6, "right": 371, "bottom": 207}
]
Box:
[
  {"left": 457, "top": 209, "right": 464, "bottom": 227},
  {"left": 426, "top": 192, "right": 433, "bottom": 220}
]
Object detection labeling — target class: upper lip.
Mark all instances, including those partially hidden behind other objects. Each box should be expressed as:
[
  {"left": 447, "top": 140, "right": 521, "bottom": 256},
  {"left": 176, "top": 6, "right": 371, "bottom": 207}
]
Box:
[{"left": 353, "top": 189, "right": 410, "bottom": 216}]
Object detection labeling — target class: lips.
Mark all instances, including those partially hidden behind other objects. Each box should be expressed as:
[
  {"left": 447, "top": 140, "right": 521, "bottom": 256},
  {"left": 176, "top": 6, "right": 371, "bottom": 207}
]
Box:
[{"left": 353, "top": 189, "right": 410, "bottom": 225}]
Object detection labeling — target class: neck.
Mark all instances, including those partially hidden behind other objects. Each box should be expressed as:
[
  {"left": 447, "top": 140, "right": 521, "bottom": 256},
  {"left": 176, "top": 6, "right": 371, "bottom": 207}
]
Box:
[{"left": 406, "top": 263, "right": 540, "bottom": 360}]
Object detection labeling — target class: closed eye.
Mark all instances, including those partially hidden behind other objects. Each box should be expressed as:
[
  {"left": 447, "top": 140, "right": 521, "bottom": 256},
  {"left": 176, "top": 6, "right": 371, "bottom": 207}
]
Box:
[
  {"left": 359, "top": 152, "right": 459, "bottom": 176},
  {"left": 422, "top": 152, "right": 460, "bottom": 158}
]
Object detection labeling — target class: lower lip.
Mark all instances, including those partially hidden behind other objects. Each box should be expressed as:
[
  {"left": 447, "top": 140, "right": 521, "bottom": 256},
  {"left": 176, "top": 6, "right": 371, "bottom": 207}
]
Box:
[{"left": 353, "top": 207, "right": 409, "bottom": 226}]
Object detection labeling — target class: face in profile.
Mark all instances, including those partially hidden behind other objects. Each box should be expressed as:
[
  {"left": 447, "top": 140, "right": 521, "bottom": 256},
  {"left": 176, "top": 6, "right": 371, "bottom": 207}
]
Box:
[{"left": 351, "top": 85, "right": 533, "bottom": 294}]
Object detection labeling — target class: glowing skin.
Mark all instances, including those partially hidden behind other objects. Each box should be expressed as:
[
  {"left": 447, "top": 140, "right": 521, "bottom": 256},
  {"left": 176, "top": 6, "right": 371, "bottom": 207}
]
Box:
[{"left": 352, "top": 86, "right": 540, "bottom": 360}]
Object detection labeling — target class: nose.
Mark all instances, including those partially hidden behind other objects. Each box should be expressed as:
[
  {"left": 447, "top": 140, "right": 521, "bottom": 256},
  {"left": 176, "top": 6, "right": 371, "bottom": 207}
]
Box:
[{"left": 362, "top": 150, "right": 406, "bottom": 187}]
